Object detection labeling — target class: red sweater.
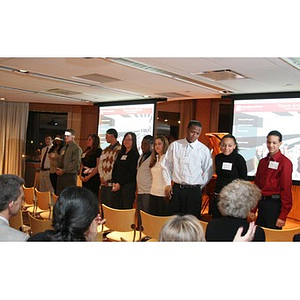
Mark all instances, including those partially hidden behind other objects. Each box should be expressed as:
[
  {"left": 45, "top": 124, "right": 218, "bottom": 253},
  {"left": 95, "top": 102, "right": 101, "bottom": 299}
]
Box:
[{"left": 254, "top": 151, "right": 293, "bottom": 221}]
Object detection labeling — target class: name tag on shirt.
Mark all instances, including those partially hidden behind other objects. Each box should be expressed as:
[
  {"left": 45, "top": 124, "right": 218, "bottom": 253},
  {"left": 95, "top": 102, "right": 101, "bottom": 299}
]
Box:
[
  {"left": 61, "top": 149, "right": 65, "bottom": 156},
  {"left": 50, "top": 153, "right": 55, "bottom": 158},
  {"left": 268, "top": 161, "right": 279, "bottom": 170},
  {"left": 181, "top": 157, "right": 189, "bottom": 164},
  {"left": 222, "top": 162, "right": 232, "bottom": 171},
  {"left": 121, "top": 155, "right": 127, "bottom": 160}
]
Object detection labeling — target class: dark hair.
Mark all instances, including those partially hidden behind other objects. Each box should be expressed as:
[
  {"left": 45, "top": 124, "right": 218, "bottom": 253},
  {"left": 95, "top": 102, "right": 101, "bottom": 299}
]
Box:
[
  {"left": 49, "top": 134, "right": 64, "bottom": 154},
  {"left": 106, "top": 128, "right": 118, "bottom": 138},
  {"left": 149, "top": 135, "right": 169, "bottom": 168},
  {"left": 119, "top": 132, "right": 139, "bottom": 156},
  {"left": 188, "top": 120, "right": 202, "bottom": 129},
  {"left": 267, "top": 130, "right": 282, "bottom": 142},
  {"left": 142, "top": 135, "right": 154, "bottom": 145},
  {"left": 83, "top": 133, "right": 101, "bottom": 159},
  {"left": 220, "top": 134, "right": 239, "bottom": 152},
  {"left": 46, "top": 187, "right": 99, "bottom": 241},
  {"left": 0, "top": 175, "right": 25, "bottom": 212}
]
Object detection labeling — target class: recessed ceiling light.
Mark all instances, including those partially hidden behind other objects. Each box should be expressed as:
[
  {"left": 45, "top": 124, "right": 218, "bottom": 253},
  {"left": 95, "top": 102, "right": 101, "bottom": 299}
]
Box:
[{"left": 0, "top": 97, "right": 6, "bottom": 100}]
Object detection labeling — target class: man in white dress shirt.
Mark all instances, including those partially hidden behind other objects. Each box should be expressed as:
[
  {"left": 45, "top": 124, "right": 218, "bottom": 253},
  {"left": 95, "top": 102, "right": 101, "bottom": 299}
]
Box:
[
  {"left": 161, "top": 120, "right": 213, "bottom": 218},
  {"left": 0, "top": 174, "right": 29, "bottom": 241}
]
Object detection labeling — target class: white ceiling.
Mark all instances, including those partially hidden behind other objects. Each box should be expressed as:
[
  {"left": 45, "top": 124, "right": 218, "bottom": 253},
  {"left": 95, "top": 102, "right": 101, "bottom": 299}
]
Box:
[{"left": 0, "top": 57, "right": 300, "bottom": 105}]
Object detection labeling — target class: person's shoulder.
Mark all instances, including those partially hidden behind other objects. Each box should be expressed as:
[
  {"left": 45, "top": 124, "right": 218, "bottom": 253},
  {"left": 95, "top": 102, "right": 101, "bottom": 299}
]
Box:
[{"left": 27, "top": 230, "right": 53, "bottom": 241}]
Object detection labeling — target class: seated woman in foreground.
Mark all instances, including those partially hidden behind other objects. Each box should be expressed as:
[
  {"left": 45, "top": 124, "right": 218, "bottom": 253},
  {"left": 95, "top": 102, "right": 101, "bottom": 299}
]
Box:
[
  {"left": 28, "top": 186, "right": 104, "bottom": 241},
  {"left": 205, "top": 179, "right": 265, "bottom": 242},
  {"left": 158, "top": 214, "right": 257, "bottom": 242}
]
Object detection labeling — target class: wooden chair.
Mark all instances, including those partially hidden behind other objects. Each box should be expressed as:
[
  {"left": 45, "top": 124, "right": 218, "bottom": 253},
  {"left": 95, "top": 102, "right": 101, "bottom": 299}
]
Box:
[
  {"left": 28, "top": 213, "right": 53, "bottom": 235},
  {"left": 34, "top": 188, "right": 51, "bottom": 219},
  {"left": 9, "top": 210, "right": 31, "bottom": 234},
  {"left": 101, "top": 204, "right": 140, "bottom": 242},
  {"left": 40, "top": 193, "right": 59, "bottom": 220},
  {"left": 22, "top": 185, "right": 35, "bottom": 213},
  {"left": 139, "top": 210, "right": 171, "bottom": 242},
  {"left": 261, "top": 226, "right": 300, "bottom": 242},
  {"left": 199, "top": 219, "right": 208, "bottom": 234}
]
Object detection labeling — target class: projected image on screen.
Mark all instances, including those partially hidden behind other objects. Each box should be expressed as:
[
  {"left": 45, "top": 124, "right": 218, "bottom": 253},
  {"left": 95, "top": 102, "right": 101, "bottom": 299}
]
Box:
[
  {"left": 98, "top": 103, "right": 155, "bottom": 152},
  {"left": 232, "top": 98, "right": 300, "bottom": 182}
]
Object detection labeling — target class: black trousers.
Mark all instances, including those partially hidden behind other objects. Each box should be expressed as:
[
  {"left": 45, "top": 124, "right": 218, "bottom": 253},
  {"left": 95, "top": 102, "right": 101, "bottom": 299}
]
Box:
[
  {"left": 111, "top": 182, "right": 136, "bottom": 209},
  {"left": 56, "top": 173, "right": 77, "bottom": 196},
  {"left": 167, "top": 184, "right": 202, "bottom": 218},
  {"left": 149, "top": 194, "right": 170, "bottom": 216},
  {"left": 256, "top": 198, "right": 282, "bottom": 229}
]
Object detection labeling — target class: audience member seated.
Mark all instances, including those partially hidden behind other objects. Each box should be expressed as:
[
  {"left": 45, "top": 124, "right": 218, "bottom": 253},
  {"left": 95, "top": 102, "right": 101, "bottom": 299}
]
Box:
[
  {"left": 206, "top": 179, "right": 265, "bottom": 241},
  {"left": 293, "top": 234, "right": 300, "bottom": 241},
  {"left": 0, "top": 174, "right": 29, "bottom": 241},
  {"left": 158, "top": 214, "right": 257, "bottom": 242},
  {"left": 28, "top": 186, "right": 105, "bottom": 241}
]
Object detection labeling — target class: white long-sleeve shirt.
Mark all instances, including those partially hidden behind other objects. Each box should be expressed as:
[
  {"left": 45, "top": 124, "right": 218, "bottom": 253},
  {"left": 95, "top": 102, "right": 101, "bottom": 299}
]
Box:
[{"left": 161, "top": 138, "right": 213, "bottom": 189}]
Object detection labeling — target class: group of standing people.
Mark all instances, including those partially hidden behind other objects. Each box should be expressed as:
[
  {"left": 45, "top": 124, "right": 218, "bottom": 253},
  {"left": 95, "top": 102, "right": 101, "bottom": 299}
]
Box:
[{"left": 39, "top": 120, "right": 293, "bottom": 234}]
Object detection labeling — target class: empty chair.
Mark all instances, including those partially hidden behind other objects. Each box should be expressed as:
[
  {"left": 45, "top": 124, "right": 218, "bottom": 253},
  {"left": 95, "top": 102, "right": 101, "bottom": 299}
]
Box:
[
  {"left": 22, "top": 185, "right": 35, "bottom": 212},
  {"left": 101, "top": 204, "right": 140, "bottom": 242},
  {"left": 199, "top": 219, "right": 208, "bottom": 234},
  {"left": 40, "top": 193, "right": 59, "bottom": 220},
  {"left": 139, "top": 210, "right": 171, "bottom": 241},
  {"left": 261, "top": 226, "right": 300, "bottom": 242},
  {"left": 34, "top": 188, "right": 51, "bottom": 218},
  {"left": 28, "top": 213, "right": 53, "bottom": 235},
  {"left": 9, "top": 210, "right": 31, "bottom": 234}
]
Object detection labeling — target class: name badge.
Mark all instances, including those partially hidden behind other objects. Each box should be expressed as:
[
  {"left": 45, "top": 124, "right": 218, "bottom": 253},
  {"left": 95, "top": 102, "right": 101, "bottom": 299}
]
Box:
[
  {"left": 50, "top": 153, "right": 55, "bottom": 158},
  {"left": 121, "top": 155, "right": 127, "bottom": 160},
  {"left": 81, "top": 152, "right": 86, "bottom": 158},
  {"left": 222, "top": 162, "right": 232, "bottom": 171},
  {"left": 181, "top": 157, "right": 189, "bottom": 164},
  {"left": 61, "top": 149, "right": 65, "bottom": 156},
  {"left": 268, "top": 161, "right": 279, "bottom": 170}
]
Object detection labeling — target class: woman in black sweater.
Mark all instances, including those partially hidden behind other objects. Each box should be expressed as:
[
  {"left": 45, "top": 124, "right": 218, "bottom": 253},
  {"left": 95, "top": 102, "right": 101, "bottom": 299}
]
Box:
[
  {"left": 111, "top": 132, "right": 139, "bottom": 209},
  {"left": 212, "top": 134, "right": 248, "bottom": 218}
]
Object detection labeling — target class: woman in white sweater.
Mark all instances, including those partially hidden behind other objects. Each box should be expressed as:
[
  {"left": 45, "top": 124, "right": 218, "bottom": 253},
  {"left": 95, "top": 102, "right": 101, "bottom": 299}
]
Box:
[{"left": 149, "top": 135, "right": 170, "bottom": 216}]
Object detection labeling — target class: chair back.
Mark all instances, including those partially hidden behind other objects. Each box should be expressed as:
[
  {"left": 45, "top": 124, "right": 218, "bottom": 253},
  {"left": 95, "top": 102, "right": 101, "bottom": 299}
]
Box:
[
  {"left": 140, "top": 210, "right": 171, "bottom": 240},
  {"left": 23, "top": 185, "right": 35, "bottom": 205},
  {"left": 9, "top": 210, "right": 24, "bottom": 231},
  {"left": 102, "top": 204, "right": 136, "bottom": 232},
  {"left": 52, "top": 193, "right": 59, "bottom": 205},
  {"left": 199, "top": 220, "right": 208, "bottom": 234},
  {"left": 35, "top": 188, "right": 51, "bottom": 210},
  {"left": 28, "top": 213, "right": 53, "bottom": 235},
  {"left": 261, "top": 226, "right": 300, "bottom": 242}
]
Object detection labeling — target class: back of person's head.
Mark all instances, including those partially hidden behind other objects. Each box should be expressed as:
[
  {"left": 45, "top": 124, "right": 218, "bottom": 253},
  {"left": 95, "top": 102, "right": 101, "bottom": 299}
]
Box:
[
  {"left": 106, "top": 128, "right": 118, "bottom": 138},
  {"left": 159, "top": 214, "right": 205, "bottom": 242},
  {"left": 48, "top": 186, "right": 99, "bottom": 241},
  {"left": 0, "top": 174, "right": 24, "bottom": 212},
  {"left": 218, "top": 179, "right": 261, "bottom": 219},
  {"left": 267, "top": 130, "right": 282, "bottom": 142}
]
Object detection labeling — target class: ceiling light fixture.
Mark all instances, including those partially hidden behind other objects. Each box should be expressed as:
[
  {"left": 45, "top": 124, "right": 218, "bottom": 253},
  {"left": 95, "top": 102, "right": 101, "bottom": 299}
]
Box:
[
  {"left": 0, "top": 65, "right": 146, "bottom": 99},
  {"left": 0, "top": 86, "right": 92, "bottom": 103},
  {"left": 104, "top": 58, "right": 226, "bottom": 93}
]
